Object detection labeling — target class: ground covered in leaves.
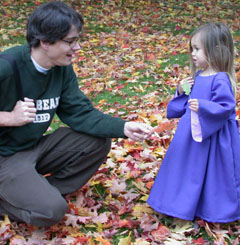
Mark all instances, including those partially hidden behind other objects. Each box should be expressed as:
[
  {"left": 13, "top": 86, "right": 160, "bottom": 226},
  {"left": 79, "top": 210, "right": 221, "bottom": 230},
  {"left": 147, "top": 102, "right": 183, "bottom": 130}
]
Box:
[{"left": 0, "top": 0, "right": 240, "bottom": 244}]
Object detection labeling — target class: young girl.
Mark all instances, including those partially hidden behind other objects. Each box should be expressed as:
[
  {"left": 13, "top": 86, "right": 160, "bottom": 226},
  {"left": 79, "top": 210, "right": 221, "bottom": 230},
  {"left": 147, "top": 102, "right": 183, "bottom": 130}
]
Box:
[{"left": 147, "top": 22, "right": 240, "bottom": 223}]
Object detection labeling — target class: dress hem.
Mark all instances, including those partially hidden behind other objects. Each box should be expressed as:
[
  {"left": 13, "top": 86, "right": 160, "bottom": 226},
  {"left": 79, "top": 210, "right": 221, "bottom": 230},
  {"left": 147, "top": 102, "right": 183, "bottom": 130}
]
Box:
[{"left": 147, "top": 201, "right": 240, "bottom": 223}]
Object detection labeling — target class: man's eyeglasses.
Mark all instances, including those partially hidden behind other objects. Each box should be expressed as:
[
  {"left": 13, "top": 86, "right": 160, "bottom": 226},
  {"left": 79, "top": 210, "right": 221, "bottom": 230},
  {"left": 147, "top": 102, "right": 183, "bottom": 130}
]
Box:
[{"left": 61, "top": 38, "right": 80, "bottom": 48}]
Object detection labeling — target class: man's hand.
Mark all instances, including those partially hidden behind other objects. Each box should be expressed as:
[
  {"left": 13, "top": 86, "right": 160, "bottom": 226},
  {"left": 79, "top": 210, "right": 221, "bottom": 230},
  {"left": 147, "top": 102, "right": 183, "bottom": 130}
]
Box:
[
  {"left": 124, "top": 121, "right": 152, "bottom": 141},
  {"left": 10, "top": 97, "right": 36, "bottom": 126}
]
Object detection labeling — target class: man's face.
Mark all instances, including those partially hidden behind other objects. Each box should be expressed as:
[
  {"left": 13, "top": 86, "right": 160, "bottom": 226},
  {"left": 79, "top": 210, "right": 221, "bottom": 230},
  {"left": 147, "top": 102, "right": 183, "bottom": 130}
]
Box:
[{"left": 46, "top": 25, "right": 80, "bottom": 67}]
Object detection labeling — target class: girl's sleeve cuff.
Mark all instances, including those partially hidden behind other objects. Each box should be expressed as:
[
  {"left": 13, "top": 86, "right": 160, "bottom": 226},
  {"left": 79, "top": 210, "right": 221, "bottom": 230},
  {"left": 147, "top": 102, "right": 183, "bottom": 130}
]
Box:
[{"left": 191, "top": 110, "right": 202, "bottom": 142}]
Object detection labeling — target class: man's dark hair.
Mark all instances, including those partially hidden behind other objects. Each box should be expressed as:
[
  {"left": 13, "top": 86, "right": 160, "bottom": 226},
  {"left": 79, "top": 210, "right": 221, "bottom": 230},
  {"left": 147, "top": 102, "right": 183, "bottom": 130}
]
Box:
[{"left": 26, "top": 1, "right": 84, "bottom": 47}]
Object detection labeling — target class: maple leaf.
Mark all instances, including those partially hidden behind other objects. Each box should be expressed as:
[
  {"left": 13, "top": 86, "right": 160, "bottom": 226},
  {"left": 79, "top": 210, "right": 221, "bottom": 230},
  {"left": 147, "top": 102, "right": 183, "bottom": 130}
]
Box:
[
  {"left": 107, "top": 178, "right": 127, "bottom": 195},
  {"left": 149, "top": 112, "right": 163, "bottom": 124},
  {"left": 92, "top": 212, "right": 109, "bottom": 224},
  {"left": 134, "top": 238, "right": 151, "bottom": 244},
  {"left": 151, "top": 224, "right": 170, "bottom": 241},
  {"left": 121, "top": 189, "right": 140, "bottom": 202},
  {"left": 118, "top": 219, "right": 135, "bottom": 229},
  {"left": 133, "top": 180, "right": 148, "bottom": 194},
  {"left": 64, "top": 214, "right": 91, "bottom": 227},
  {"left": 142, "top": 172, "right": 155, "bottom": 181},
  {"left": 0, "top": 215, "right": 14, "bottom": 242},
  {"left": 132, "top": 203, "right": 153, "bottom": 218},
  {"left": 118, "top": 231, "right": 132, "bottom": 245},
  {"left": 192, "top": 237, "right": 206, "bottom": 244},
  {"left": 102, "top": 229, "right": 118, "bottom": 238},
  {"left": 153, "top": 121, "right": 176, "bottom": 133},
  {"left": 9, "top": 235, "right": 26, "bottom": 245},
  {"left": 182, "top": 80, "right": 191, "bottom": 96},
  {"left": 95, "top": 236, "right": 111, "bottom": 245},
  {"left": 139, "top": 214, "right": 159, "bottom": 232}
]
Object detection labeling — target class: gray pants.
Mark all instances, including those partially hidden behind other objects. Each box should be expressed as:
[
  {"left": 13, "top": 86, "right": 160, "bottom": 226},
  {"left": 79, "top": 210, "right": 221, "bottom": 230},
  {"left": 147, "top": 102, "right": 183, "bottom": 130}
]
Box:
[{"left": 0, "top": 127, "right": 111, "bottom": 226}]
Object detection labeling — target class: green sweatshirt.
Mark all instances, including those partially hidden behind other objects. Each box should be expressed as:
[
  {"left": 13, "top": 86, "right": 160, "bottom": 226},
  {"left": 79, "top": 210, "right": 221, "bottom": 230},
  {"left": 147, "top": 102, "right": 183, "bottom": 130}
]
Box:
[{"left": 0, "top": 45, "right": 126, "bottom": 156}]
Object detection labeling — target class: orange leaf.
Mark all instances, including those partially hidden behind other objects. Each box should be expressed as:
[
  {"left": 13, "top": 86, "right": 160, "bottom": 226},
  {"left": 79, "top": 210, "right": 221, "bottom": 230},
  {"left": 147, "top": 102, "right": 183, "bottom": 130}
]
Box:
[
  {"left": 236, "top": 109, "right": 240, "bottom": 118},
  {"left": 146, "top": 181, "right": 154, "bottom": 189},
  {"left": 154, "top": 121, "right": 176, "bottom": 133},
  {"left": 95, "top": 236, "right": 111, "bottom": 245}
]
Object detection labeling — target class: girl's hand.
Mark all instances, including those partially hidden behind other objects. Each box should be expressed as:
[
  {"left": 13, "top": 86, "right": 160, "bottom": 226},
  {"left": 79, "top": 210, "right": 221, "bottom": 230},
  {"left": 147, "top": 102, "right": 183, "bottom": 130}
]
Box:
[
  {"left": 178, "top": 77, "right": 194, "bottom": 94},
  {"left": 188, "top": 99, "right": 199, "bottom": 112}
]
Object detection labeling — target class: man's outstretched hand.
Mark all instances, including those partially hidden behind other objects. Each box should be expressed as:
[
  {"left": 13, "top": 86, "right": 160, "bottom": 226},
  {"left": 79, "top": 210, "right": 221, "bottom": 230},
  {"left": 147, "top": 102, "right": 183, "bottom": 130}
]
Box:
[{"left": 124, "top": 121, "right": 152, "bottom": 142}]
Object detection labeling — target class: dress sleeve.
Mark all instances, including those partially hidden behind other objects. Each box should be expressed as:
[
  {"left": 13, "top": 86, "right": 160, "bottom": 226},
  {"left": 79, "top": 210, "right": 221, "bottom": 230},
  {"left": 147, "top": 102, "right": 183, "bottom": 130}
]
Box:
[
  {"left": 197, "top": 73, "right": 236, "bottom": 141},
  {"left": 166, "top": 89, "right": 189, "bottom": 118}
]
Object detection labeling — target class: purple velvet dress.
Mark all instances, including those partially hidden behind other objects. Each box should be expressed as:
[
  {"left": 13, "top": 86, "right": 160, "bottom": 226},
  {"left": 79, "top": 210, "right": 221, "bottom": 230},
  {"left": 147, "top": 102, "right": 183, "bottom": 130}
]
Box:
[{"left": 147, "top": 72, "right": 240, "bottom": 223}]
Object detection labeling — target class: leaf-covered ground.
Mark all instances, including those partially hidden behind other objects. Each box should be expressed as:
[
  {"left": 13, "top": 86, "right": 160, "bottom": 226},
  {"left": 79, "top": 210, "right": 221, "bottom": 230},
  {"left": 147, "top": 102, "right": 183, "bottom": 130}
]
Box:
[{"left": 0, "top": 0, "right": 240, "bottom": 244}]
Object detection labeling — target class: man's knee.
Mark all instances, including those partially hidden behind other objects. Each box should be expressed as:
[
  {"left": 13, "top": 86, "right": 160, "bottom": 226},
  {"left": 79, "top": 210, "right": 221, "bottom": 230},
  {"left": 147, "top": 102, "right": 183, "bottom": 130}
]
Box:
[
  {"left": 79, "top": 135, "right": 112, "bottom": 158},
  {"left": 29, "top": 197, "right": 68, "bottom": 227}
]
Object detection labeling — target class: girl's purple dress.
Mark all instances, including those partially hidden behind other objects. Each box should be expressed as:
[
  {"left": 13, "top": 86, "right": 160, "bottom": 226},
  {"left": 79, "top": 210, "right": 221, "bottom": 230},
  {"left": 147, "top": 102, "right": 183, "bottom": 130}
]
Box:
[{"left": 147, "top": 72, "right": 240, "bottom": 223}]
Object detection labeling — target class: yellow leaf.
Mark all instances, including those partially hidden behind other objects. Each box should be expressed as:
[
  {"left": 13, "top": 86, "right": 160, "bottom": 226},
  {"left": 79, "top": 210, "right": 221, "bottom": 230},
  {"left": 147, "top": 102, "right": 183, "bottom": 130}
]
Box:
[
  {"left": 140, "top": 194, "right": 148, "bottom": 201},
  {"left": 171, "top": 219, "right": 194, "bottom": 235},
  {"left": 152, "top": 146, "right": 165, "bottom": 156},
  {"left": 133, "top": 181, "right": 148, "bottom": 193},
  {"left": 132, "top": 203, "right": 153, "bottom": 218},
  {"left": 118, "top": 231, "right": 132, "bottom": 245},
  {"left": 104, "top": 179, "right": 113, "bottom": 187},
  {"left": 91, "top": 39, "right": 99, "bottom": 43},
  {"left": 90, "top": 180, "right": 100, "bottom": 186},
  {"left": 149, "top": 113, "right": 162, "bottom": 124},
  {"left": 97, "top": 221, "right": 103, "bottom": 232},
  {"left": 0, "top": 214, "right": 11, "bottom": 229}
]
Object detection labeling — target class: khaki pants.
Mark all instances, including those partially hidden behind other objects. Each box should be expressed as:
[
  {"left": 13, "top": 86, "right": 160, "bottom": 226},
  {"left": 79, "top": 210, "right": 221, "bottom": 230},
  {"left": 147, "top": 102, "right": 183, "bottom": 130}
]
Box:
[{"left": 0, "top": 127, "right": 111, "bottom": 226}]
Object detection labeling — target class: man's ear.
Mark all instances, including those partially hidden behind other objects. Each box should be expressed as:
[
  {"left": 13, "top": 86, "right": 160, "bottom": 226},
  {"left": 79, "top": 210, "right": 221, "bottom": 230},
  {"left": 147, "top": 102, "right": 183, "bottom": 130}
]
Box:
[{"left": 40, "top": 40, "right": 50, "bottom": 50}]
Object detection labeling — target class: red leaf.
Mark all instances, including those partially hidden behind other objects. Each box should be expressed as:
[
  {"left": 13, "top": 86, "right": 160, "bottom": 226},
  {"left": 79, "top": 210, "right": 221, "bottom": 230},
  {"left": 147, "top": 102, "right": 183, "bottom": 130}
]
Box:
[
  {"left": 151, "top": 224, "right": 170, "bottom": 240},
  {"left": 146, "top": 181, "right": 154, "bottom": 189},
  {"left": 192, "top": 237, "right": 205, "bottom": 244},
  {"left": 175, "top": 25, "right": 182, "bottom": 31},
  {"left": 141, "top": 26, "right": 150, "bottom": 33},
  {"left": 118, "top": 219, "right": 134, "bottom": 229},
  {"left": 144, "top": 53, "right": 155, "bottom": 61}
]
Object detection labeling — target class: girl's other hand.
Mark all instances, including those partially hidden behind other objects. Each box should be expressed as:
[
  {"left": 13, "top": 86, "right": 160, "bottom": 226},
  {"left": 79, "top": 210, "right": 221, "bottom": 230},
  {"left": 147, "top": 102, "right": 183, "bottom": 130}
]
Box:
[
  {"left": 178, "top": 77, "right": 194, "bottom": 94},
  {"left": 188, "top": 99, "right": 199, "bottom": 112}
]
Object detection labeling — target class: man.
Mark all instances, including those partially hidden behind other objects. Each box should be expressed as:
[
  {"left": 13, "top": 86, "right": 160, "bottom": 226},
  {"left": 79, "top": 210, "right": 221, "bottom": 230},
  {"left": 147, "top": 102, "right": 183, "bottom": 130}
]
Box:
[{"left": 0, "top": 1, "right": 151, "bottom": 226}]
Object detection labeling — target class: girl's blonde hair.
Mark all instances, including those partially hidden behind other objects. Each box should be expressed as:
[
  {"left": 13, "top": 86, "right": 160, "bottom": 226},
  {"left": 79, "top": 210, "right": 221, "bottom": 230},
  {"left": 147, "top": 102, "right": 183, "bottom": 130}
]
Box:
[{"left": 189, "top": 22, "right": 237, "bottom": 96}]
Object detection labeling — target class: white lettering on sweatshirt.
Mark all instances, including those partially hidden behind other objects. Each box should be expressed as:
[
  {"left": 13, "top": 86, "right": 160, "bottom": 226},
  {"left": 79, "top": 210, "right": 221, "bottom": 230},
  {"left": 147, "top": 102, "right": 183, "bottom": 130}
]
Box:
[{"left": 34, "top": 97, "right": 60, "bottom": 123}]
